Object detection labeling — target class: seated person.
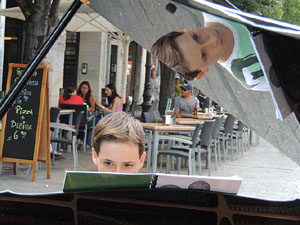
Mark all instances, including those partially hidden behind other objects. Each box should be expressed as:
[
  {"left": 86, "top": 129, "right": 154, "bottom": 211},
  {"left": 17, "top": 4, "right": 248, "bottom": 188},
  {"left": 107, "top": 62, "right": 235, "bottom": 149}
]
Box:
[
  {"left": 77, "top": 81, "right": 96, "bottom": 112},
  {"left": 174, "top": 83, "right": 200, "bottom": 118},
  {"left": 58, "top": 85, "right": 85, "bottom": 149},
  {"left": 77, "top": 81, "right": 99, "bottom": 147},
  {"left": 174, "top": 77, "right": 182, "bottom": 97},
  {"left": 58, "top": 85, "right": 84, "bottom": 107},
  {"left": 92, "top": 112, "right": 146, "bottom": 173},
  {"left": 97, "top": 83, "right": 123, "bottom": 112},
  {"left": 197, "top": 90, "right": 209, "bottom": 111}
]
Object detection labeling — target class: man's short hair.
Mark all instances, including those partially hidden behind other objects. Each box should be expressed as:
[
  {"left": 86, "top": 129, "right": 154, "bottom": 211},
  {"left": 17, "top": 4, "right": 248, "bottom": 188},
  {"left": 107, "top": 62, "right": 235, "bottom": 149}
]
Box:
[
  {"left": 151, "top": 31, "right": 201, "bottom": 81},
  {"left": 93, "top": 112, "right": 145, "bottom": 157}
]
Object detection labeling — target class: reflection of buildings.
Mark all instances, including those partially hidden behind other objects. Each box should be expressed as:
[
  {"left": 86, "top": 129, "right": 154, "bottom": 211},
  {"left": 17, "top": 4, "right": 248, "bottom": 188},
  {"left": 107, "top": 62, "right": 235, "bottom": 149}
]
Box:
[{"left": 0, "top": 0, "right": 150, "bottom": 107}]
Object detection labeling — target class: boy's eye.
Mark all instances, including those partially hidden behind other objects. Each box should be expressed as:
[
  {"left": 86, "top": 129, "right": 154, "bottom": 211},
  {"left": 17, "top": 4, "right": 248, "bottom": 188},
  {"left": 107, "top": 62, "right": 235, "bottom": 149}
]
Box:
[
  {"left": 124, "top": 163, "right": 133, "bottom": 168},
  {"left": 104, "top": 161, "right": 113, "bottom": 166},
  {"left": 192, "top": 32, "right": 198, "bottom": 42},
  {"left": 202, "top": 51, "right": 207, "bottom": 61}
]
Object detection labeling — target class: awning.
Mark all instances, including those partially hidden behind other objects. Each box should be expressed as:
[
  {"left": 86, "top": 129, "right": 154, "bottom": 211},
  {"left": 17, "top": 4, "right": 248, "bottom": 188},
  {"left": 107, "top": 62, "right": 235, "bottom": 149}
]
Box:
[{"left": 0, "top": 1, "right": 121, "bottom": 33}]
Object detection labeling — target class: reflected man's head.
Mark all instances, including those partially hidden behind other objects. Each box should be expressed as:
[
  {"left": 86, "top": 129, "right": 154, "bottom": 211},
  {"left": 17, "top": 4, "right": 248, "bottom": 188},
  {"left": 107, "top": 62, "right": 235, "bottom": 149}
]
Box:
[
  {"left": 92, "top": 112, "right": 146, "bottom": 173},
  {"left": 181, "top": 83, "right": 192, "bottom": 97},
  {"left": 151, "top": 25, "right": 233, "bottom": 81}
]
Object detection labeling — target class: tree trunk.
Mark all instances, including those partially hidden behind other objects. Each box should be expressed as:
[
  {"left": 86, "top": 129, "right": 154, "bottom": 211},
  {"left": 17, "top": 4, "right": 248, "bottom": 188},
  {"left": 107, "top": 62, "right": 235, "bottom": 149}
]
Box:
[
  {"left": 16, "top": 0, "right": 60, "bottom": 63},
  {"left": 159, "top": 62, "right": 176, "bottom": 116}
]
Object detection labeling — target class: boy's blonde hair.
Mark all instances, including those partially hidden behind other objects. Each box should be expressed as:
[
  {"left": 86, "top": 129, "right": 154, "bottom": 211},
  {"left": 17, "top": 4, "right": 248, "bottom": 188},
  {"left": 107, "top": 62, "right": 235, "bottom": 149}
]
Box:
[
  {"left": 151, "top": 31, "right": 200, "bottom": 81},
  {"left": 93, "top": 112, "right": 145, "bottom": 157}
]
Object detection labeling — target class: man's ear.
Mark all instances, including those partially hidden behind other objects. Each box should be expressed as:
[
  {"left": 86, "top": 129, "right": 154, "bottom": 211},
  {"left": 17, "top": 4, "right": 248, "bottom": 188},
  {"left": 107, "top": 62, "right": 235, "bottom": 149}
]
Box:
[
  {"left": 92, "top": 148, "right": 99, "bottom": 166},
  {"left": 195, "top": 68, "right": 209, "bottom": 80},
  {"left": 138, "top": 152, "right": 147, "bottom": 169}
]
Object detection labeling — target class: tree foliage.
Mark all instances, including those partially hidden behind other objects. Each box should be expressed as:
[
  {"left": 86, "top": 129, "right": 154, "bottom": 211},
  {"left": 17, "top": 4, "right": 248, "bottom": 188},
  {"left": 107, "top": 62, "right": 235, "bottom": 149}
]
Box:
[
  {"left": 230, "top": 0, "right": 300, "bottom": 25},
  {"left": 281, "top": 0, "right": 300, "bottom": 25},
  {"left": 16, "top": 0, "right": 60, "bottom": 63}
]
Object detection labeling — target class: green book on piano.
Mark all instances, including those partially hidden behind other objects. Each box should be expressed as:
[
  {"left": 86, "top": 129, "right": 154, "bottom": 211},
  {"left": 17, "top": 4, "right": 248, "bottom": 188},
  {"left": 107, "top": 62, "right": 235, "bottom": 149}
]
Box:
[{"left": 63, "top": 171, "right": 154, "bottom": 192}]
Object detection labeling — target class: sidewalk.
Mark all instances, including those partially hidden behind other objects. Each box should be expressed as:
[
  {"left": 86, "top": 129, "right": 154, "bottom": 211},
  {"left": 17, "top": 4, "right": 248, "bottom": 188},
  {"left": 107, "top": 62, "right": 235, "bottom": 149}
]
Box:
[{"left": 0, "top": 138, "right": 299, "bottom": 201}]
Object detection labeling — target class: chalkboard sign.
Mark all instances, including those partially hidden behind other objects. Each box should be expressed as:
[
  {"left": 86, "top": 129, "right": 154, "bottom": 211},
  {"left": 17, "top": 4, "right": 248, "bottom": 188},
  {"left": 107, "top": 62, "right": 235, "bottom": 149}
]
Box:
[{"left": 0, "top": 63, "right": 50, "bottom": 181}]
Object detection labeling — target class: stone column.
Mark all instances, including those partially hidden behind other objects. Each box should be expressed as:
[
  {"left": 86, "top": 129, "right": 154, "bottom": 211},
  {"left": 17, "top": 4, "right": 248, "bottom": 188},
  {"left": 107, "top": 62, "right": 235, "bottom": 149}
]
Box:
[
  {"left": 0, "top": 0, "right": 7, "bottom": 91},
  {"left": 134, "top": 45, "right": 146, "bottom": 104},
  {"left": 47, "top": 31, "right": 66, "bottom": 107}
]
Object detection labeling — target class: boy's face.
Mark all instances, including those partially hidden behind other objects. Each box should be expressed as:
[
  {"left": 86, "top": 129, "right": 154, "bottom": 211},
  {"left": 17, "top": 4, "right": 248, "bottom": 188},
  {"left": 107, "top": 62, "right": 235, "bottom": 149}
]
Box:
[
  {"left": 175, "top": 26, "right": 231, "bottom": 74},
  {"left": 92, "top": 141, "right": 146, "bottom": 173}
]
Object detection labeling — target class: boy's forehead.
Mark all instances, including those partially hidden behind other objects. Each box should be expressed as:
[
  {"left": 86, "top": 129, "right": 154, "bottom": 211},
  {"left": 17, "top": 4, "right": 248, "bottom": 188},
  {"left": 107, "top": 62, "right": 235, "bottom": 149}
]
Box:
[{"left": 98, "top": 141, "right": 140, "bottom": 158}]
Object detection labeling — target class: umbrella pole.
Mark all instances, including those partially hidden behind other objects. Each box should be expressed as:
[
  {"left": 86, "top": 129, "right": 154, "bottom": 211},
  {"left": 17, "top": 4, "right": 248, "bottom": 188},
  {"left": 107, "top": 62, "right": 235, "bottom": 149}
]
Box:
[{"left": 0, "top": 0, "right": 89, "bottom": 120}]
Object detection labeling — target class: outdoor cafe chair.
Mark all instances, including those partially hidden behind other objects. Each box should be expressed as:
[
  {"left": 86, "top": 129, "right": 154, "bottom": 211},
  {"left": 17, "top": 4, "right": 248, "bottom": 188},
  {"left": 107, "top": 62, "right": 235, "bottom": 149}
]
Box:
[
  {"left": 162, "top": 117, "right": 218, "bottom": 175},
  {"left": 210, "top": 115, "right": 224, "bottom": 169},
  {"left": 218, "top": 114, "right": 235, "bottom": 162},
  {"left": 195, "top": 119, "right": 216, "bottom": 176},
  {"left": 60, "top": 104, "right": 96, "bottom": 152},
  {"left": 50, "top": 107, "right": 61, "bottom": 163},
  {"left": 50, "top": 107, "right": 61, "bottom": 123},
  {"left": 143, "top": 111, "right": 156, "bottom": 123},
  {"left": 231, "top": 120, "right": 246, "bottom": 160},
  {"left": 50, "top": 111, "right": 84, "bottom": 170},
  {"left": 153, "top": 110, "right": 162, "bottom": 120},
  {"left": 157, "top": 123, "right": 202, "bottom": 175},
  {"left": 142, "top": 111, "right": 156, "bottom": 171}
]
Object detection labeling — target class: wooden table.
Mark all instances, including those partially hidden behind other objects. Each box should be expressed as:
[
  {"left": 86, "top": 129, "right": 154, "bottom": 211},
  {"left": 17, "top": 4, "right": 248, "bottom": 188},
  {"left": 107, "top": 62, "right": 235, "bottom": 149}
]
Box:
[
  {"left": 141, "top": 123, "right": 195, "bottom": 173},
  {"left": 181, "top": 113, "right": 214, "bottom": 120},
  {"left": 175, "top": 118, "right": 204, "bottom": 125},
  {"left": 156, "top": 116, "right": 212, "bottom": 125}
]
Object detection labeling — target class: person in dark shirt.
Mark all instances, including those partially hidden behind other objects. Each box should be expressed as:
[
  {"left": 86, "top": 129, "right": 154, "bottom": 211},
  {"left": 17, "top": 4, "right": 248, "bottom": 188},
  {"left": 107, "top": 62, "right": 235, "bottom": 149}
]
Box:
[{"left": 197, "top": 90, "right": 209, "bottom": 112}]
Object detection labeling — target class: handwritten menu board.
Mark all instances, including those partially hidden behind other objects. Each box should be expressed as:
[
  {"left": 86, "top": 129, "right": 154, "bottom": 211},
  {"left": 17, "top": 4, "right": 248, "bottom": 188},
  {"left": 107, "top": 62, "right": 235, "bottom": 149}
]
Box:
[{"left": 0, "top": 63, "right": 50, "bottom": 181}]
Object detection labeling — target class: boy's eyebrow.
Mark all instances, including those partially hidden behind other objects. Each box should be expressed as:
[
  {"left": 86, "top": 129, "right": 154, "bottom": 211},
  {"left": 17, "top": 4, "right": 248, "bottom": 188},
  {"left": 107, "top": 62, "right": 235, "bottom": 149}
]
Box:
[
  {"left": 123, "top": 161, "right": 135, "bottom": 164},
  {"left": 101, "top": 159, "right": 113, "bottom": 161}
]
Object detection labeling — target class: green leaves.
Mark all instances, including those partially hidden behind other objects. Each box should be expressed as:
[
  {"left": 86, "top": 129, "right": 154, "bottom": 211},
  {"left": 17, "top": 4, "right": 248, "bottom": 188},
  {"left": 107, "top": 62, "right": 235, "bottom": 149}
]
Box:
[
  {"left": 230, "top": 0, "right": 300, "bottom": 25},
  {"left": 24, "top": 9, "right": 31, "bottom": 17}
]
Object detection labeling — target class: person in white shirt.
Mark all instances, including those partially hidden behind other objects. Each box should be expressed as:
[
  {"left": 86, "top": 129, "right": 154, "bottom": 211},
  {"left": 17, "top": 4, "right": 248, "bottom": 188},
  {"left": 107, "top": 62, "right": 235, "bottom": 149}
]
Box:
[{"left": 150, "top": 67, "right": 160, "bottom": 101}]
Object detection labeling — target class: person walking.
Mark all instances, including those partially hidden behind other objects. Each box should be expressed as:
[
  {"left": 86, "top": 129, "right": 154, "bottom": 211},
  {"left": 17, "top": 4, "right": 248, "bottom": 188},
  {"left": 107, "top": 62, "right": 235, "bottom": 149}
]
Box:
[{"left": 150, "top": 68, "right": 160, "bottom": 101}]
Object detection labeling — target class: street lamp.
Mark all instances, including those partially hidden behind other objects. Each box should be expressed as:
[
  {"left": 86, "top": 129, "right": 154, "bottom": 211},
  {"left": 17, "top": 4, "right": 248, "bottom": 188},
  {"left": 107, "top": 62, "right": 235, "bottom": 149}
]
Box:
[{"left": 141, "top": 51, "right": 152, "bottom": 121}]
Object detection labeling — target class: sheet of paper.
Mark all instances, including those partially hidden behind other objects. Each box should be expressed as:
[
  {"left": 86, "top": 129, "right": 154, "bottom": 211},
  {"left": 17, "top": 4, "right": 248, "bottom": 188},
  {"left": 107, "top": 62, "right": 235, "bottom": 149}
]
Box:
[{"left": 155, "top": 173, "right": 242, "bottom": 194}]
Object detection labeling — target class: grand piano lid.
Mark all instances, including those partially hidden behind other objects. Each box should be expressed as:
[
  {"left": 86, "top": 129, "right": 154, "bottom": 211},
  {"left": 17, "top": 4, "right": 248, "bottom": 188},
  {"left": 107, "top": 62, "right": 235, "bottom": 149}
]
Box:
[{"left": 88, "top": 0, "right": 300, "bottom": 165}]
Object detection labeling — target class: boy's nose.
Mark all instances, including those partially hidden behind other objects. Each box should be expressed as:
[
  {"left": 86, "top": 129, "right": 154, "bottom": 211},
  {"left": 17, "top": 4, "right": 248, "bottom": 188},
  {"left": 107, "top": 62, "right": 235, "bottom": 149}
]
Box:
[
  {"left": 115, "top": 166, "right": 123, "bottom": 173},
  {"left": 201, "top": 35, "right": 217, "bottom": 49}
]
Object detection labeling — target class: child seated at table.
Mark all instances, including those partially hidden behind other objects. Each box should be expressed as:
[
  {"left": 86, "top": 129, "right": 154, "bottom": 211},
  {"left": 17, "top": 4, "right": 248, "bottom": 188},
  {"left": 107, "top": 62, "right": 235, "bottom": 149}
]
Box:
[{"left": 92, "top": 112, "right": 146, "bottom": 173}]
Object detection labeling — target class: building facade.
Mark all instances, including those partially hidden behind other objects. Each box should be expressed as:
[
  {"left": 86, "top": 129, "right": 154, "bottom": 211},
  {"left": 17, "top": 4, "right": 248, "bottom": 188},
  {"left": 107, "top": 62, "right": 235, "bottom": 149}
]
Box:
[{"left": 0, "top": 0, "right": 147, "bottom": 108}]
